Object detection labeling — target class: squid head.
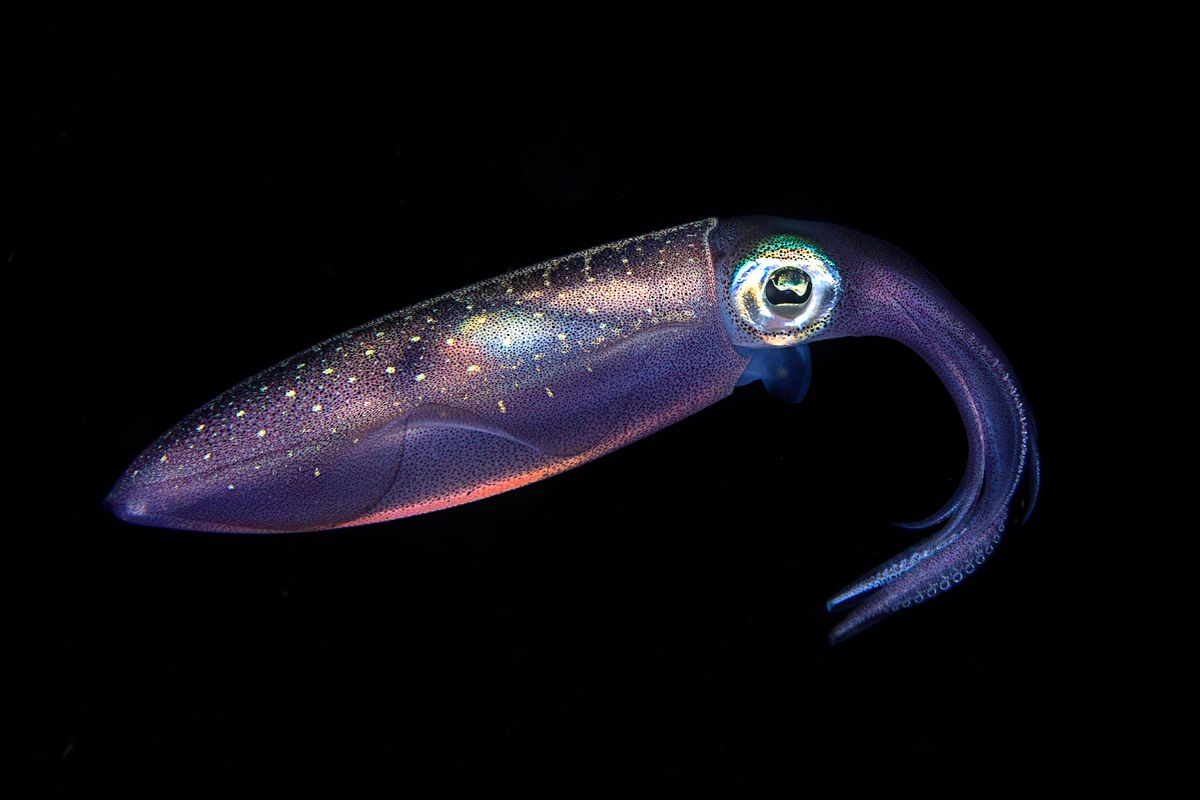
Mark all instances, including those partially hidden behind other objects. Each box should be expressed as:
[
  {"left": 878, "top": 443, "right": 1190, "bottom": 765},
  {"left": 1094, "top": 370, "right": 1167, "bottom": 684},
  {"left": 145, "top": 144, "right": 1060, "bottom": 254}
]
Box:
[
  {"left": 710, "top": 217, "right": 1039, "bottom": 641},
  {"left": 108, "top": 216, "right": 1039, "bottom": 642}
]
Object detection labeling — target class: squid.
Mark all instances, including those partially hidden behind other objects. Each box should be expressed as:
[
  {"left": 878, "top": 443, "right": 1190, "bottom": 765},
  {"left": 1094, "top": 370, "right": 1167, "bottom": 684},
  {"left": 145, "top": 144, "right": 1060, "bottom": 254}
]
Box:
[{"left": 108, "top": 217, "right": 1039, "bottom": 641}]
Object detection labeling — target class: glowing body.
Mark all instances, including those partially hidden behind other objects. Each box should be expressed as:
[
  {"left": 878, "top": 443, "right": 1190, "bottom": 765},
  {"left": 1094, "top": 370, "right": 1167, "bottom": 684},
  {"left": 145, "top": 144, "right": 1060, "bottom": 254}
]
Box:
[{"left": 109, "top": 217, "right": 1039, "bottom": 640}]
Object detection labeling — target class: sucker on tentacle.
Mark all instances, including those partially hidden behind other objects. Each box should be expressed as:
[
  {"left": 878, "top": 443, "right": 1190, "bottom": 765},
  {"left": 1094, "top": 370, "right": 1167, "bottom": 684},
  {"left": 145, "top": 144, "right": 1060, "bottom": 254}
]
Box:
[{"left": 108, "top": 215, "right": 1038, "bottom": 642}]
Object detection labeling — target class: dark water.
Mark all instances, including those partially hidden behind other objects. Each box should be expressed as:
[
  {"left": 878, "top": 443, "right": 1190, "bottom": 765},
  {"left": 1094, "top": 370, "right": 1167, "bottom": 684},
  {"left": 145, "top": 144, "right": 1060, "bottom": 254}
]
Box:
[{"left": 14, "top": 4, "right": 1183, "bottom": 791}]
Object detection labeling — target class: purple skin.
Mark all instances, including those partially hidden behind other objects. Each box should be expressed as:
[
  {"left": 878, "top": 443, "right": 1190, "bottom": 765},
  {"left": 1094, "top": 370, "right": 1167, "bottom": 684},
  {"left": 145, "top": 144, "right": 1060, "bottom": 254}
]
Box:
[
  {"left": 713, "top": 218, "right": 1039, "bottom": 642},
  {"left": 108, "top": 217, "right": 1038, "bottom": 641}
]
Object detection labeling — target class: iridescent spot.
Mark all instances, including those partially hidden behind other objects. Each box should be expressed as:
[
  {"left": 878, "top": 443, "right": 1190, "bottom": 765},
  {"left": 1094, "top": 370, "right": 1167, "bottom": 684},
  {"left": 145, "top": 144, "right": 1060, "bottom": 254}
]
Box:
[
  {"left": 314, "top": 468, "right": 321, "bottom": 477},
  {"left": 160, "top": 455, "right": 168, "bottom": 463},
  {"left": 445, "top": 337, "right": 456, "bottom": 345},
  {"left": 459, "top": 314, "right": 489, "bottom": 335},
  {"left": 256, "top": 429, "right": 266, "bottom": 438},
  {"left": 545, "top": 388, "right": 554, "bottom": 398},
  {"left": 227, "top": 484, "right": 235, "bottom": 490},
  {"left": 312, "top": 404, "right": 323, "bottom": 412},
  {"left": 236, "top": 410, "right": 245, "bottom": 417},
  {"left": 348, "top": 376, "right": 357, "bottom": 383},
  {"left": 323, "top": 368, "right": 334, "bottom": 375},
  {"left": 385, "top": 366, "right": 396, "bottom": 374},
  {"left": 196, "top": 424, "right": 206, "bottom": 431},
  {"left": 414, "top": 373, "right": 426, "bottom": 382},
  {"left": 203, "top": 453, "right": 211, "bottom": 460},
  {"left": 285, "top": 389, "right": 297, "bottom": 398},
  {"left": 466, "top": 365, "right": 481, "bottom": 373},
  {"left": 498, "top": 399, "right": 507, "bottom": 414},
  {"left": 410, "top": 336, "right": 421, "bottom": 342},
  {"left": 365, "top": 348, "right": 376, "bottom": 356}
]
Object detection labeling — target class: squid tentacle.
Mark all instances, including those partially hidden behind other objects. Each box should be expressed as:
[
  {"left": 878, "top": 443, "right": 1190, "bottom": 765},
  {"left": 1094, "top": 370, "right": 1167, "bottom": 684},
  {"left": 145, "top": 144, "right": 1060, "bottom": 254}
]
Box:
[{"left": 823, "top": 277, "right": 1036, "bottom": 640}]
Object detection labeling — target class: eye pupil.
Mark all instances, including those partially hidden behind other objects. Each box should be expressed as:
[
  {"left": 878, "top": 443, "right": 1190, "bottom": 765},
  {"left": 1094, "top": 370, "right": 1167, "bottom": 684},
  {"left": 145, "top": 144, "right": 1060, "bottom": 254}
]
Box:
[{"left": 764, "top": 267, "right": 812, "bottom": 306}]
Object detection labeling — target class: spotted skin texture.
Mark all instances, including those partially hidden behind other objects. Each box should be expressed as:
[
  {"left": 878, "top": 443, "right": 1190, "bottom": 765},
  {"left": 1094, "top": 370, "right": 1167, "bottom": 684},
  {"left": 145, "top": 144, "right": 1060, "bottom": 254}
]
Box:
[
  {"left": 109, "top": 219, "right": 749, "bottom": 533},
  {"left": 109, "top": 216, "right": 1039, "bottom": 641}
]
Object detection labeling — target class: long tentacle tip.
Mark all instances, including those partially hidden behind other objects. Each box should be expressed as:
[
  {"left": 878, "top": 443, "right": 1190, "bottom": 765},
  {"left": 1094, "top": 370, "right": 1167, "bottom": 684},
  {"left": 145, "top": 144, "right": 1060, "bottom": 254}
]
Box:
[
  {"left": 827, "top": 598, "right": 894, "bottom": 645},
  {"left": 825, "top": 584, "right": 873, "bottom": 614}
]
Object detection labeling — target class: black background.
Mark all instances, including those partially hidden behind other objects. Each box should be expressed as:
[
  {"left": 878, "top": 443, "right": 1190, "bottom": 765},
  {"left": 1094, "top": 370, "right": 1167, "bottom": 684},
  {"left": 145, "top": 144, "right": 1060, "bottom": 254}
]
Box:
[{"left": 14, "top": 3, "right": 1186, "bottom": 792}]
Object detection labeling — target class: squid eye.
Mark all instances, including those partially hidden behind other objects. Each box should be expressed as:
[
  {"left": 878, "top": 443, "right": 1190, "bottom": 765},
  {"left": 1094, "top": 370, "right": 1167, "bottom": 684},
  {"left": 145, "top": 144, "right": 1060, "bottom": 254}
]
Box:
[
  {"left": 724, "top": 235, "right": 842, "bottom": 346},
  {"left": 764, "top": 267, "right": 812, "bottom": 311}
]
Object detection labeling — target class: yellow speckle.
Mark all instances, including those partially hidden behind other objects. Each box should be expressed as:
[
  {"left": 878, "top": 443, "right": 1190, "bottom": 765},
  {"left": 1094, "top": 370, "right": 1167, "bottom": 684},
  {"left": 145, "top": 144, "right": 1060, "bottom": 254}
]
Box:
[
  {"left": 286, "top": 389, "right": 296, "bottom": 398},
  {"left": 256, "top": 429, "right": 266, "bottom": 438},
  {"left": 414, "top": 373, "right": 426, "bottom": 382},
  {"left": 365, "top": 348, "right": 376, "bottom": 356},
  {"left": 323, "top": 367, "right": 334, "bottom": 375},
  {"left": 312, "top": 404, "right": 323, "bottom": 412},
  {"left": 160, "top": 455, "right": 169, "bottom": 463},
  {"left": 287, "top": 450, "right": 294, "bottom": 458},
  {"left": 385, "top": 366, "right": 396, "bottom": 374},
  {"left": 460, "top": 314, "right": 490, "bottom": 334},
  {"left": 445, "top": 337, "right": 456, "bottom": 345},
  {"left": 498, "top": 399, "right": 507, "bottom": 413},
  {"left": 236, "top": 409, "right": 245, "bottom": 417},
  {"left": 467, "top": 365, "right": 481, "bottom": 373},
  {"left": 196, "top": 424, "right": 206, "bottom": 431},
  {"left": 506, "top": 287, "right": 514, "bottom": 294},
  {"left": 545, "top": 388, "right": 554, "bottom": 398},
  {"left": 410, "top": 336, "right": 422, "bottom": 342},
  {"left": 260, "top": 385, "right": 268, "bottom": 392},
  {"left": 532, "top": 311, "right": 544, "bottom": 318},
  {"left": 313, "top": 468, "right": 321, "bottom": 477},
  {"left": 557, "top": 333, "right": 567, "bottom": 340},
  {"left": 203, "top": 453, "right": 211, "bottom": 460},
  {"left": 586, "top": 307, "right": 597, "bottom": 314},
  {"left": 375, "top": 331, "right": 385, "bottom": 338},
  {"left": 228, "top": 484, "right": 235, "bottom": 490},
  {"left": 348, "top": 376, "right": 357, "bottom": 383},
  {"left": 353, "top": 437, "right": 360, "bottom": 444}
]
